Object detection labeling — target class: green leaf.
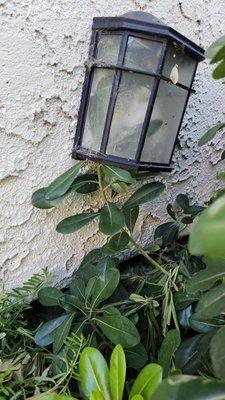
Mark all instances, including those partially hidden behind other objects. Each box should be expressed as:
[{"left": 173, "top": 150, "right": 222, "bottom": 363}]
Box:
[
  {"left": 175, "top": 194, "right": 189, "bottom": 211},
  {"left": 154, "top": 222, "right": 179, "bottom": 247},
  {"left": 69, "top": 278, "right": 86, "bottom": 304},
  {"left": 99, "top": 203, "right": 125, "bottom": 235},
  {"left": 32, "top": 187, "right": 67, "bottom": 209},
  {"left": 70, "top": 174, "right": 99, "bottom": 193},
  {"left": 109, "top": 344, "right": 126, "bottom": 400},
  {"left": 103, "top": 165, "right": 134, "bottom": 184},
  {"left": 152, "top": 375, "right": 225, "bottom": 400},
  {"left": 34, "top": 315, "right": 67, "bottom": 347},
  {"left": 53, "top": 313, "right": 75, "bottom": 353},
  {"left": 125, "top": 343, "right": 148, "bottom": 369},
  {"left": 210, "top": 325, "right": 225, "bottom": 379},
  {"left": 56, "top": 212, "right": 99, "bottom": 234},
  {"left": 187, "top": 260, "right": 225, "bottom": 293},
  {"left": 158, "top": 330, "right": 181, "bottom": 378},
  {"left": 189, "top": 195, "right": 225, "bottom": 259},
  {"left": 96, "top": 308, "right": 140, "bottom": 348},
  {"left": 45, "top": 161, "right": 85, "bottom": 200},
  {"left": 123, "top": 205, "right": 139, "bottom": 233},
  {"left": 196, "top": 284, "right": 225, "bottom": 318},
  {"left": 41, "top": 395, "right": 77, "bottom": 400},
  {"left": 129, "top": 363, "right": 162, "bottom": 400},
  {"left": 174, "top": 291, "right": 201, "bottom": 311},
  {"left": 90, "top": 390, "right": 105, "bottom": 400},
  {"left": 198, "top": 123, "right": 225, "bottom": 146},
  {"left": 102, "top": 232, "right": 130, "bottom": 255},
  {"left": 58, "top": 294, "right": 82, "bottom": 312},
  {"left": 206, "top": 35, "right": 225, "bottom": 60},
  {"left": 221, "top": 150, "right": 225, "bottom": 160},
  {"left": 175, "top": 334, "right": 211, "bottom": 374},
  {"left": 131, "top": 396, "right": 144, "bottom": 400},
  {"left": 190, "top": 314, "right": 224, "bottom": 333},
  {"left": 79, "top": 347, "right": 111, "bottom": 400},
  {"left": 87, "top": 268, "right": 120, "bottom": 307},
  {"left": 38, "top": 287, "right": 62, "bottom": 306},
  {"left": 123, "top": 182, "right": 165, "bottom": 210},
  {"left": 213, "top": 60, "right": 225, "bottom": 79}
]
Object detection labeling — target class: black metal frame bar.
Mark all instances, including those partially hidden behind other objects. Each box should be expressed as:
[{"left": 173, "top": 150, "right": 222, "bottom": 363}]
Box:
[{"left": 72, "top": 21, "right": 204, "bottom": 171}]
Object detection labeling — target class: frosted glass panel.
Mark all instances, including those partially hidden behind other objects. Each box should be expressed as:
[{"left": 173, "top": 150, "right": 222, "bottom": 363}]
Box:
[
  {"left": 141, "top": 81, "right": 188, "bottom": 164},
  {"left": 82, "top": 69, "right": 113, "bottom": 151},
  {"left": 97, "top": 34, "right": 121, "bottom": 64},
  {"left": 163, "top": 45, "right": 197, "bottom": 87},
  {"left": 124, "top": 36, "right": 163, "bottom": 72},
  {"left": 107, "top": 72, "right": 154, "bottom": 159}
]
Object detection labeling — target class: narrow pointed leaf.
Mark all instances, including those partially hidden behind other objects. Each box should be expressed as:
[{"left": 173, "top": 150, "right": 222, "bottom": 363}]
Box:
[
  {"left": 123, "top": 182, "right": 165, "bottom": 210},
  {"left": 123, "top": 205, "right": 139, "bottom": 232},
  {"left": 109, "top": 344, "right": 126, "bottom": 400},
  {"left": 103, "top": 165, "right": 134, "bottom": 184},
  {"left": 88, "top": 268, "right": 120, "bottom": 307},
  {"left": 32, "top": 187, "right": 68, "bottom": 209},
  {"left": 45, "top": 161, "right": 84, "bottom": 200},
  {"left": 158, "top": 330, "right": 181, "bottom": 377},
  {"left": 198, "top": 123, "right": 225, "bottom": 146},
  {"left": 129, "top": 363, "right": 162, "bottom": 400},
  {"left": 90, "top": 389, "right": 105, "bottom": 400},
  {"left": 56, "top": 212, "right": 99, "bottom": 234}
]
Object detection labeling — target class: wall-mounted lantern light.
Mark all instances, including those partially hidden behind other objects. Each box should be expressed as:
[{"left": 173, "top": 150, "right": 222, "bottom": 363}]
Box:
[{"left": 73, "top": 11, "right": 204, "bottom": 171}]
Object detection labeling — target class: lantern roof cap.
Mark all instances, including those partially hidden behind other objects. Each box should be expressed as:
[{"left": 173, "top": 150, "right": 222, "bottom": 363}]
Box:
[{"left": 92, "top": 11, "right": 204, "bottom": 61}]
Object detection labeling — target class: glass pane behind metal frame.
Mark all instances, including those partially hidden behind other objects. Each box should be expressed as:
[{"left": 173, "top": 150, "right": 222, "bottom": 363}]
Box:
[
  {"left": 96, "top": 34, "right": 121, "bottom": 64},
  {"left": 81, "top": 68, "right": 114, "bottom": 152},
  {"left": 106, "top": 72, "right": 155, "bottom": 159},
  {"left": 141, "top": 80, "right": 188, "bottom": 164},
  {"left": 124, "top": 36, "right": 163, "bottom": 72},
  {"left": 162, "top": 44, "right": 197, "bottom": 87}
]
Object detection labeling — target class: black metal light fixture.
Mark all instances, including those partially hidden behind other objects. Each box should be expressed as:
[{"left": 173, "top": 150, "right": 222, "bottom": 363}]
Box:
[{"left": 73, "top": 11, "right": 204, "bottom": 171}]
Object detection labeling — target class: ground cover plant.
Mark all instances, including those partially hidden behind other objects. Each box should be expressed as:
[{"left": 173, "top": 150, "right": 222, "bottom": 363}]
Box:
[{"left": 1, "top": 36, "right": 225, "bottom": 399}]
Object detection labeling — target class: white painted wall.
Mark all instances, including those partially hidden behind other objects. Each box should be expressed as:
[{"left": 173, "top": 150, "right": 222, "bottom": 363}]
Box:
[{"left": 1, "top": 0, "right": 225, "bottom": 291}]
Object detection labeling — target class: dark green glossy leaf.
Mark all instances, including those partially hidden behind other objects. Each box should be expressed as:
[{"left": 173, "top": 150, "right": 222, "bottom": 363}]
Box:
[
  {"left": 129, "top": 363, "right": 162, "bottom": 400},
  {"left": 173, "top": 291, "right": 201, "bottom": 311},
  {"left": 152, "top": 375, "right": 225, "bottom": 400},
  {"left": 87, "top": 268, "right": 120, "bottom": 307},
  {"left": 58, "top": 294, "right": 82, "bottom": 312},
  {"left": 190, "top": 314, "right": 224, "bottom": 334},
  {"left": 79, "top": 248, "right": 103, "bottom": 269},
  {"left": 102, "top": 232, "right": 130, "bottom": 255},
  {"left": 96, "top": 308, "right": 140, "bottom": 348},
  {"left": 45, "top": 161, "right": 85, "bottom": 200},
  {"left": 154, "top": 222, "right": 179, "bottom": 247},
  {"left": 175, "top": 194, "right": 189, "bottom": 211},
  {"left": 166, "top": 203, "right": 176, "bottom": 220},
  {"left": 210, "top": 325, "right": 225, "bottom": 379},
  {"left": 125, "top": 343, "right": 148, "bottom": 369},
  {"left": 221, "top": 150, "right": 225, "bottom": 160},
  {"left": 53, "top": 313, "right": 75, "bottom": 353},
  {"left": 175, "top": 334, "right": 209, "bottom": 374},
  {"left": 76, "top": 257, "right": 117, "bottom": 284},
  {"left": 38, "top": 287, "right": 62, "bottom": 306},
  {"left": 124, "top": 205, "right": 139, "bottom": 233},
  {"left": 196, "top": 284, "right": 225, "bottom": 318},
  {"left": 56, "top": 212, "right": 99, "bottom": 234},
  {"left": 34, "top": 315, "right": 67, "bottom": 347},
  {"left": 79, "top": 347, "right": 110, "bottom": 400},
  {"left": 198, "top": 123, "right": 225, "bottom": 146},
  {"left": 181, "top": 216, "right": 195, "bottom": 225},
  {"left": 123, "top": 182, "right": 165, "bottom": 210},
  {"left": 69, "top": 278, "right": 86, "bottom": 304},
  {"left": 102, "top": 165, "right": 134, "bottom": 184},
  {"left": 99, "top": 202, "right": 125, "bottom": 235},
  {"left": 32, "top": 187, "right": 67, "bottom": 209},
  {"left": 158, "top": 330, "right": 181, "bottom": 377},
  {"left": 70, "top": 174, "right": 99, "bottom": 193},
  {"left": 109, "top": 344, "right": 126, "bottom": 400}
]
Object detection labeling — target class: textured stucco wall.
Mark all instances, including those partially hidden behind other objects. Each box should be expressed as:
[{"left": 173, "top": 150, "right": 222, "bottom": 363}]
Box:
[{"left": 1, "top": 0, "right": 225, "bottom": 291}]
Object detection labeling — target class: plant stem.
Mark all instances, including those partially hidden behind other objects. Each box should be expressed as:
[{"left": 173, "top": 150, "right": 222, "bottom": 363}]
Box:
[
  {"left": 97, "top": 164, "right": 107, "bottom": 203},
  {"left": 128, "top": 234, "right": 170, "bottom": 277}
]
